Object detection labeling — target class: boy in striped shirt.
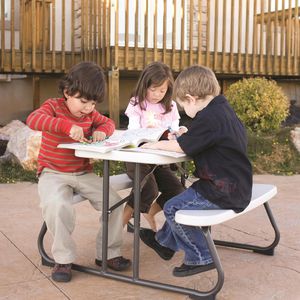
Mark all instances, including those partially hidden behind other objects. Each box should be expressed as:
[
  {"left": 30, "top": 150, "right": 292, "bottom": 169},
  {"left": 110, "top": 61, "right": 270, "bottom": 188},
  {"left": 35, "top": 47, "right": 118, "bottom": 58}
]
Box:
[{"left": 27, "top": 61, "right": 131, "bottom": 282}]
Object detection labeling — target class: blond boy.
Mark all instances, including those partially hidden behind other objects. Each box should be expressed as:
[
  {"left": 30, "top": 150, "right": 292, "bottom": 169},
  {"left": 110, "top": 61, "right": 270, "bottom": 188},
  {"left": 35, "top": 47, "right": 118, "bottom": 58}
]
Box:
[{"left": 139, "top": 65, "right": 252, "bottom": 277}]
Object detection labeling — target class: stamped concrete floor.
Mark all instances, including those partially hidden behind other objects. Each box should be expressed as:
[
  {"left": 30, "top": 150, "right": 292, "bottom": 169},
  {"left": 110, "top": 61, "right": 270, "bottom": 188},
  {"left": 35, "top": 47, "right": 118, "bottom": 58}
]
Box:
[{"left": 0, "top": 174, "right": 300, "bottom": 300}]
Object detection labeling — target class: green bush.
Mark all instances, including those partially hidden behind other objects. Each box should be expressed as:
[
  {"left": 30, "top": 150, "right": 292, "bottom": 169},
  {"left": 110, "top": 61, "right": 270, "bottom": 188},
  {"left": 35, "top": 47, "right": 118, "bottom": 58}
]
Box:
[{"left": 225, "top": 77, "right": 290, "bottom": 133}]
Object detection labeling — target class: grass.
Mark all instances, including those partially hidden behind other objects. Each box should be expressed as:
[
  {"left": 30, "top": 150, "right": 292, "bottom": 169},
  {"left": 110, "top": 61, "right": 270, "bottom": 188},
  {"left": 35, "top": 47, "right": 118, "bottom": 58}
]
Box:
[{"left": 0, "top": 126, "right": 299, "bottom": 184}]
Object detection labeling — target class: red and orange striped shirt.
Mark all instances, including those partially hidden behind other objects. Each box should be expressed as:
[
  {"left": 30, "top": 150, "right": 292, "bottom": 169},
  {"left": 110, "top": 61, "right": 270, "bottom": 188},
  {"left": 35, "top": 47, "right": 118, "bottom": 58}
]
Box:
[{"left": 26, "top": 98, "right": 115, "bottom": 175}]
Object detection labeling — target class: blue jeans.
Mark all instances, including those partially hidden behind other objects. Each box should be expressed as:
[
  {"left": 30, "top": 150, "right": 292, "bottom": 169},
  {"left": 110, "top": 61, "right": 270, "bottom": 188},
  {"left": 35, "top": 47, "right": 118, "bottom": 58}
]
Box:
[{"left": 156, "top": 187, "right": 220, "bottom": 265}]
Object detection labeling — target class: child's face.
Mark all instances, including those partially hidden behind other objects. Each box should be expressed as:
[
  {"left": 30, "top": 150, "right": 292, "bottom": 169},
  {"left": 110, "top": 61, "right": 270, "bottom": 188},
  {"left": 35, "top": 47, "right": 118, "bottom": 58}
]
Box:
[
  {"left": 146, "top": 80, "right": 168, "bottom": 104},
  {"left": 65, "top": 92, "right": 96, "bottom": 118}
]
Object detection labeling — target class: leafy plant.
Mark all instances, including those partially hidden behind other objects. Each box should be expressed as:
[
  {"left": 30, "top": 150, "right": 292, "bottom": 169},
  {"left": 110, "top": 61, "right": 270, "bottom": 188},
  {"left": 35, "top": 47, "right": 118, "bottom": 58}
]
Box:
[
  {"left": 247, "top": 127, "right": 300, "bottom": 175},
  {"left": 225, "top": 77, "right": 290, "bottom": 133}
]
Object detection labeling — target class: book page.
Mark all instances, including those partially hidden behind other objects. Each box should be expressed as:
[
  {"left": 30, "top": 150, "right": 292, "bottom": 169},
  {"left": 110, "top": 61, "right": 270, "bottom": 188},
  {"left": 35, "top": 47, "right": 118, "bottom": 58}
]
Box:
[
  {"left": 58, "top": 128, "right": 167, "bottom": 153},
  {"left": 58, "top": 138, "right": 130, "bottom": 153},
  {"left": 121, "top": 128, "right": 167, "bottom": 146}
]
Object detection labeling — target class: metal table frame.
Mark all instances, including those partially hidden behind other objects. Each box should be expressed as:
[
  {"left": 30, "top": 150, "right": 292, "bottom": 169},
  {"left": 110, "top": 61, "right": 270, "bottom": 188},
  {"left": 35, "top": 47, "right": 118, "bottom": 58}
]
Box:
[{"left": 37, "top": 150, "right": 280, "bottom": 300}]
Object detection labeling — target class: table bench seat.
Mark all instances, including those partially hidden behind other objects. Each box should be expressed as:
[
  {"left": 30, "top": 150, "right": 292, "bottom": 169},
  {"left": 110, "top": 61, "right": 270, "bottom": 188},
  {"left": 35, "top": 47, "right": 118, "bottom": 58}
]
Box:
[
  {"left": 174, "top": 183, "right": 280, "bottom": 299},
  {"left": 72, "top": 173, "right": 133, "bottom": 204},
  {"left": 175, "top": 184, "right": 277, "bottom": 226}
]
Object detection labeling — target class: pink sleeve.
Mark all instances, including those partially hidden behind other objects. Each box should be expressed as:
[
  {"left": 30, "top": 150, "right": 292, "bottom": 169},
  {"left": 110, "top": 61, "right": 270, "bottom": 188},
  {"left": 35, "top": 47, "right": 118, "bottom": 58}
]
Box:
[
  {"left": 125, "top": 98, "right": 143, "bottom": 129},
  {"left": 125, "top": 98, "right": 141, "bottom": 118}
]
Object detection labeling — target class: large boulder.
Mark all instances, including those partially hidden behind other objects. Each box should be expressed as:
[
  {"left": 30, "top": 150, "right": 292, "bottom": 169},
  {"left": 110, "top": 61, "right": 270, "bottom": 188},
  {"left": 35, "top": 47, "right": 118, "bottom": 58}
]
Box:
[
  {"left": 1, "top": 120, "right": 41, "bottom": 170},
  {"left": 291, "top": 127, "right": 300, "bottom": 154}
]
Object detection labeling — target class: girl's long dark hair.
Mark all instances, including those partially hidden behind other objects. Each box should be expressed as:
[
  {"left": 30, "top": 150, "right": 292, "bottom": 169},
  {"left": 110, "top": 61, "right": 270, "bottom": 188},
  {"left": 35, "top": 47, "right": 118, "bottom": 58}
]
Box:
[{"left": 131, "top": 61, "right": 174, "bottom": 113}]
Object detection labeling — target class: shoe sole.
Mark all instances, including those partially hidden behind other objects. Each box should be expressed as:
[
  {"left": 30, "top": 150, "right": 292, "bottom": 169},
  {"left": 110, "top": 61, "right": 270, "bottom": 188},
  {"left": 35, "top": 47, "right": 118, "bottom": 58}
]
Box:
[
  {"left": 51, "top": 274, "right": 72, "bottom": 282},
  {"left": 139, "top": 231, "right": 174, "bottom": 261},
  {"left": 95, "top": 259, "right": 131, "bottom": 271},
  {"left": 173, "top": 263, "right": 215, "bottom": 277}
]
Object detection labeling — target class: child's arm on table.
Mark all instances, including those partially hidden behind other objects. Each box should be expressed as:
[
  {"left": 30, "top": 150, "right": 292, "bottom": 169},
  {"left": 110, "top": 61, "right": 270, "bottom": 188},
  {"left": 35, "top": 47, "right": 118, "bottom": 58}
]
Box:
[
  {"left": 141, "top": 139, "right": 184, "bottom": 153},
  {"left": 91, "top": 111, "right": 115, "bottom": 142}
]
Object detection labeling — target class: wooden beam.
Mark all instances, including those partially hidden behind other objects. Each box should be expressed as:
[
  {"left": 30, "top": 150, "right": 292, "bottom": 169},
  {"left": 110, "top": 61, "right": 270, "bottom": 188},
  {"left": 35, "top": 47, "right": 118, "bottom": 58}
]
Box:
[
  {"left": 32, "top": 75, "right": 40, "bottom": 109},
  {"left": 108, "top": 67, "right": 120, "bottom": 128}
]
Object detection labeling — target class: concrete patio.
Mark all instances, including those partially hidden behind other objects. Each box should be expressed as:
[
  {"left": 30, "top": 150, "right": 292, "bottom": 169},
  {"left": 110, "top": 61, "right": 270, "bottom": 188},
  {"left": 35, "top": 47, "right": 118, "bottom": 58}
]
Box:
[{"left": 0, "top": 174, "right": 300, "bottom": 300}]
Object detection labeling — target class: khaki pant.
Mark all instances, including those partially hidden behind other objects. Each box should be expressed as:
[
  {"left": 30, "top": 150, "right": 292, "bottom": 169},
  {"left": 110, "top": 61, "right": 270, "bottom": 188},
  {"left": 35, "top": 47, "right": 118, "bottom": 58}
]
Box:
[{"left": 38, "top": 168, "right": 123, "bottom": 264}]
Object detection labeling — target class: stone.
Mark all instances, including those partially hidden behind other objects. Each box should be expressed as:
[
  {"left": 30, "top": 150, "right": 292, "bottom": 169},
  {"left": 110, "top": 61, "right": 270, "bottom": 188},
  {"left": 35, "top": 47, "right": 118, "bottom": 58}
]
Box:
[
  {"left": 6, "top": 124, "right": 41, "bottom": 170},
  {"left": 291, "top": 127, "right": 300, "bottom": 153}
]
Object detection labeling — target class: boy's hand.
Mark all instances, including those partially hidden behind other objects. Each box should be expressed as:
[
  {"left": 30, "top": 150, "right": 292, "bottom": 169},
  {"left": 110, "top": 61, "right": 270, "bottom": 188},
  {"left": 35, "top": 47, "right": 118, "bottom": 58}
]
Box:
[
  {"left": 168, "top": 126, "right": 188, "bottom": 140},
  {"left": 69, "top": 125, "right": 89, "bottom": 142},
  {"left": 92, "top": 131, "right": 106, "bottom": 142},
  {"left": 178, "top": 126, "right": 188, "bottom": 135}
]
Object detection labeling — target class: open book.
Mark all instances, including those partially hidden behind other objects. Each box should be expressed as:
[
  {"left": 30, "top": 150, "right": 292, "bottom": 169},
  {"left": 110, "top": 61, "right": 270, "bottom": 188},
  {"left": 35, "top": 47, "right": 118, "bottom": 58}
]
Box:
[{"left": 58, "top": 128, "right": 170, "bottom": 154}]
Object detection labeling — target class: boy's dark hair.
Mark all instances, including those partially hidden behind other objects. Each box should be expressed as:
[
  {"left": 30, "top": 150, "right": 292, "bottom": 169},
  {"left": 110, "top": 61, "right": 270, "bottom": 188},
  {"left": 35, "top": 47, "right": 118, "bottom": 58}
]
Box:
[
  {"left": 59, "top": 61, "right": 106, "bottom": 103},
  {"left": 131, "top": 61, "right": 174, "bottom": 113}
]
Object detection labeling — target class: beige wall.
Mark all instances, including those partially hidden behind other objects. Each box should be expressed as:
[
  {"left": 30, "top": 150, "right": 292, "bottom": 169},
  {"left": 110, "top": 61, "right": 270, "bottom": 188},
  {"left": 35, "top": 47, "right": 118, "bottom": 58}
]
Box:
[
  {"left": 0, "top": 76, "right": 137, "bottom": 126},
  {"left": 1, "top": 76, "right": 299, "bottom": 127}
]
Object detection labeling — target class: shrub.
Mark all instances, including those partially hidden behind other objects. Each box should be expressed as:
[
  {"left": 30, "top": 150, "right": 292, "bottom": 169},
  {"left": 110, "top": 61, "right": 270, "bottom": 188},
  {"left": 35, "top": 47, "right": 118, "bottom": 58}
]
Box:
[{"left": 225, "top": 77, "right": 290, "bottom": 132}]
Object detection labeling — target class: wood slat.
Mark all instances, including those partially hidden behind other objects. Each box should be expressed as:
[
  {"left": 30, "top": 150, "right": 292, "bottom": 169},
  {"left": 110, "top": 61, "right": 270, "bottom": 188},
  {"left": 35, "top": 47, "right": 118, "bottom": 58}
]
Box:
[
  {"left": 266, "top": 0, "right": 272, "bottom": 74},
  {"left": 287, "top": 0, "right": 292, "bottom": 74},
  {"left": 274, "top": 0, "right": 279, "bottom": 75},
  {"left": 244, "top": 0, "right": 250, "bottom": 73},
  {"left": 42, "top": 0, "right": 46, "bottom": 70},
  {"left": 124, "top": 0, "right": 129, "bottom": 68},
  {"left": 51, "top": 0, "right": 56, "bottom": 70},
  {"left": 106, "top": 0, "right": 111, "bottom": 68},
  {"left": 197, "top": 0, "right": 202, "bottom": 65},
  {"left": 163, "top": 0, "right": 167, "bottom": 63},
  {"left": 237, "top": 0, "right": 242, "bottom": 72},
  {"left": 1, "top": 0, "right": 5, "bottom": 70},
  {"left": 221, "top": 0, "right": 226, "bottom": 72},
  {"left": 10, "top": 0, "right": 15, "bottom": 70},
  {"left": 280, "top": 0, "right": 285, "bottom": 74},
  {"left": 96, "top": 0, "right": 101, "bottom": 65},
  {"left": 229, "top": 0, "right": 234, "bottom": 71},
  {"left": 102, "top": 0, "right": 107, "bottom": 67},
  {"left": 259, "top": 0, "right": 264, "bottom": 74},
  {"left": 62, "top": 0, "right": 65, "bottom": 70},
  {"left": 205, "top": 0, "right": 210, "bottom": 67},
  {"left": 71, "top": 0, "right": 75, "bottom": 64},
  {"left": 172, "top": 0, "right": 177, "bottom": 69},
  {"left": 143, "top": 0, "right": 148, "bottom": 67},
  {"left": 213, "top": 0, "right": 218, "bottom": 70},
  {"left": 20, "top": 0, "right": 26, "bottom": 70},
  {"left": 294, "top": 0, "right": 299, "bottom": 74},
  {"left": 89, "top": 0, "right": 93, "bottom": 60},
  {"left": 252, "top": 0, "right": 257, "bottom": 73},
  {"left": 114, "top": 0, "right": 119, "bottom": 67},
  {"left": 134, "top": 0, "right": 138, "bottom": 67},
  {"left": 180, "top": 0, "right": 185, "bottom": 69},
  {"left": 153, "top": 0, "right": 158, "bottom": 62},
  {"left": 189, "top": 0, "right": 194, "bottom": 66},
  {"left": 32, "top": 0, "right": 36, "bottom": 70}
]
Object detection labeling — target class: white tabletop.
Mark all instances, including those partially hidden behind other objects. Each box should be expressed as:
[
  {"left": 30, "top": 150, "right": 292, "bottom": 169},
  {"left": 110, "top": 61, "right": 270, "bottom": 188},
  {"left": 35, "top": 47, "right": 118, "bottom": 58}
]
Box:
[{"left": 75, "top": 148, "right": 190, "bottom": 164}]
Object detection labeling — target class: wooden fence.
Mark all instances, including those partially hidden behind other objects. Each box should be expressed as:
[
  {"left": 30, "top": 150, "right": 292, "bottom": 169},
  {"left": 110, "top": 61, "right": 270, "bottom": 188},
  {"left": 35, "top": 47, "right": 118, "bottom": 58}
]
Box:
[
  {"left": 1, "top": 0, "right": 299, "bottom": 126},
  {"left": 0, "top": 0, "right": 299, "bottom": 76}
]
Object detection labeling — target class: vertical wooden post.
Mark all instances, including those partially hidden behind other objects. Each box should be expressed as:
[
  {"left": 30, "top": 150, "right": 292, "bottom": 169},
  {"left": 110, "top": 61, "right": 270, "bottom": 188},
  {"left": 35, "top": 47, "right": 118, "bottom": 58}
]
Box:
[
  {"left": 32, "top": 75, "right": 40, "bottom": 109},
  {"left": 108, "top": 67, "right": 120, "bottom": 128}
]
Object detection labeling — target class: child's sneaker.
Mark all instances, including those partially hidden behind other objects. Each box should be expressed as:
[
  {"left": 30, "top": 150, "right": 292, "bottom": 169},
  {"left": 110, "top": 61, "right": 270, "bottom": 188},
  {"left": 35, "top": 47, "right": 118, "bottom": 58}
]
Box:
[{"left": 51, "top": 263, "right": 72, "bottom": 282}]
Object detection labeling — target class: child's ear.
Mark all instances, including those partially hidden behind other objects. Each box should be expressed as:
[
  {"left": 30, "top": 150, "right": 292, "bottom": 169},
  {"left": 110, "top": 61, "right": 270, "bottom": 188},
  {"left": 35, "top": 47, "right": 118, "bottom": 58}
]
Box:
[
  {"left": 185, "top": 94, "right": 196, "bottom": 104},
  {"left": 63, "top": 89, "right": 69, "bottom": 99}
]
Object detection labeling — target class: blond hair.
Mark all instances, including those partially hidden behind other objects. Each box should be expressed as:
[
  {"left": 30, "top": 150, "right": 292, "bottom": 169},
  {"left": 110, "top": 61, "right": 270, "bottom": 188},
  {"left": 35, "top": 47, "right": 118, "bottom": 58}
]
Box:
[{"left": 173, "top": 65, "right": 220, "bottom": 101}]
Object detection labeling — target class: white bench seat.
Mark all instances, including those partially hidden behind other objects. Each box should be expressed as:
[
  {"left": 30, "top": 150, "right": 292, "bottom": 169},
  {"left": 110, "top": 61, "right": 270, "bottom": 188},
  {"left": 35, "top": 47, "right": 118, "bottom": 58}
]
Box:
[
  {"left": 173, "top": 182, "right": 280, "bottom": 298},
  {"left": 175, "top": 184, "right": 277, "bottom": 226},
  {"left": 72, "top": 173, "right": 133, "bottom": 204}
]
